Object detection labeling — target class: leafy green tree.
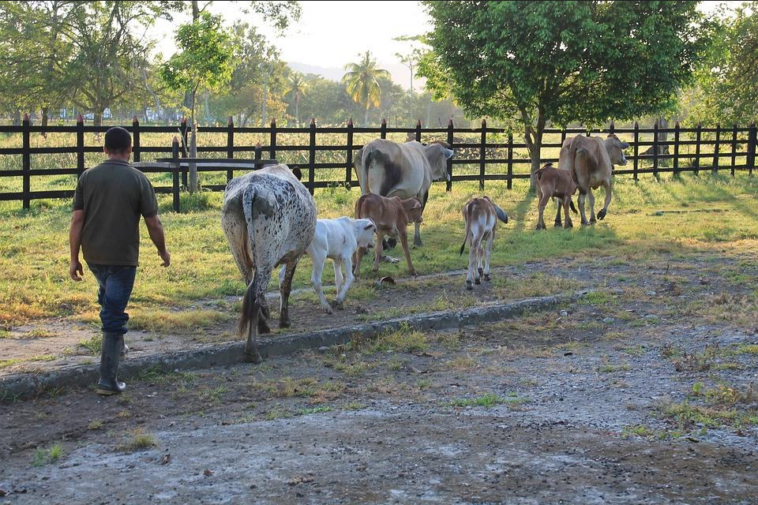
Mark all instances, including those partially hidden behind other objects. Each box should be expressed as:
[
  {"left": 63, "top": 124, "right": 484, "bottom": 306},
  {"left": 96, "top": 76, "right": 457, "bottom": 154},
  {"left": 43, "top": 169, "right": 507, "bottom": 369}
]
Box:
[
  {"left": 421, "top": 1, "right": 709, "bottom": 188},
  {"left": 342, "top": 51, "right": 391, "bottom": 126},
  {"left": 681, "top": 2, "right": 758, "bottom": 127},
  {"left": 160, "top": 11, "right": 236, "bottom": 191},
  {"left": 287, "top": 73, "right": 308, "bottom": 126}
]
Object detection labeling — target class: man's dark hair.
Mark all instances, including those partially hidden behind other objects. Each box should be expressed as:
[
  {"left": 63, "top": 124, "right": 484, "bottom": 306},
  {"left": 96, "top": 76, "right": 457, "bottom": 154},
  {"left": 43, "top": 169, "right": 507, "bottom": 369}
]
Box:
[{"left": 104, "top": 127, "right": 132, "bottom": 154}]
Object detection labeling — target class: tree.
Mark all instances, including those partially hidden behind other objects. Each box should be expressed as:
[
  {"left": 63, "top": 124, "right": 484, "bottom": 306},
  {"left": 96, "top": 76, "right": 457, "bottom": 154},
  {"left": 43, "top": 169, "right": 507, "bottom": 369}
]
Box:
[
  {"left": 681, "top": 2, "right": 758, "bottom": 127},
  {"left": 421, "top": 1, "right": 709, "bottom": 188},
  {"left": 342, "top": 51, "right": 391, "bottom": 126},
  {"left": 287, "top": 72, "right": 308, "bottom": 126},
  {"left": 160, "top": 11, "right": 236, "bottom": 192}
]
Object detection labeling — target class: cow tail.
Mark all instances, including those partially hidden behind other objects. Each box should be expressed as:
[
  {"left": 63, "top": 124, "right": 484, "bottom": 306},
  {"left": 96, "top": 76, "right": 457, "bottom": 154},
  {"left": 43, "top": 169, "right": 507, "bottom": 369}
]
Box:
[
  {"left": 238, "top": 185, "right": 258, "bottom": 338},
  {"left": 536, "top": 169, "right": 544, "bottom": 181},
  {"left": 459, "top": 208, "right": 471, "bottom": 256},
  {"left": 569, "top": 199, "right": 578, "bottom": 214},
  {"left": 494, "top": 204, "right": 508, "bottom": 224}
]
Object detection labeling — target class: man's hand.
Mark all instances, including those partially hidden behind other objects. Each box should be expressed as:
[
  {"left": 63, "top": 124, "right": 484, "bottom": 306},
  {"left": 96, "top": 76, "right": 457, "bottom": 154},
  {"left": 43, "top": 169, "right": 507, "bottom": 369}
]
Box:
[
  {"left": 70, "top": 258, "right": 84, "bottom": 281},
  {"left": 159, "top": 249, "right": 171, "bottom": 267}
]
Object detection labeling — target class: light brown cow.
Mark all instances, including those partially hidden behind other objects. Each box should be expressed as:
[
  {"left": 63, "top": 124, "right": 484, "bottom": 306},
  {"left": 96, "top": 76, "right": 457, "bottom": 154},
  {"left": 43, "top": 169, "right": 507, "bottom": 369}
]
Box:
[
  {"left": 557, "top": 134, "right": 629, "bottom": 226},
  {"left": 353, "top": 194, "right": 423, "bottom": 277},
  {"left": 536, "top": 163, "right": 578, "bottom": 230},
  {"left": 459, "top": 196, "right": 508, "bottom": 290}
]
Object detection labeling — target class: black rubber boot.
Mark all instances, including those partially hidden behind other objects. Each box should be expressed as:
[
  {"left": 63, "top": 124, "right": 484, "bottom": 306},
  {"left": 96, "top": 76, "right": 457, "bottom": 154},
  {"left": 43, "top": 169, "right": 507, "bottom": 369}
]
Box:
[{"left": 97, "top": 332, "right": 126, "bottom": 395}]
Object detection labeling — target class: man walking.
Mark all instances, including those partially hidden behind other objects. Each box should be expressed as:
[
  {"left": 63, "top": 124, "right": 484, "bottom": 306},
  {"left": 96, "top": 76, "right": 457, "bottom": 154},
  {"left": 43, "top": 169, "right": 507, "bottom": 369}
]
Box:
[{"left": 69, "top": 127, "right": 170, "bottom": 395}]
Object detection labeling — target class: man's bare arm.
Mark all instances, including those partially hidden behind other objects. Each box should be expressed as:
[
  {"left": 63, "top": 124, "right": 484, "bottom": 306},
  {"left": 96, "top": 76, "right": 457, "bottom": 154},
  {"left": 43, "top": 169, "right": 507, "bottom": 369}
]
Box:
[
  {"left": 69, "top": 210, "right": 85, "bottom": 281},
  {"left": 144, "top": 215, "right": 170, "bottom": 267}
]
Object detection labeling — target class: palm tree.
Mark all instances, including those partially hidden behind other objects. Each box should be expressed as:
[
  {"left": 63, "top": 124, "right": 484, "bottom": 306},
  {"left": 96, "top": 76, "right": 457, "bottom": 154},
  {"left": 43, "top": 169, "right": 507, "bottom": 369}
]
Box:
[
  {"left": 342, "top": 51, "right": 390, "bottom": 126},
  {"left": 287, "top": 72, "right": 308, "bottom": 126}
]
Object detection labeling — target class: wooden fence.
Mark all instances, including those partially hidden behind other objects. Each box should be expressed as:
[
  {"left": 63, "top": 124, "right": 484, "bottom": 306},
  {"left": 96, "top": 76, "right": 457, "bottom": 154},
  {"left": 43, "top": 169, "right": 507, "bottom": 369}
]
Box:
[{"left": 1, "top": 114, "right": 756, "bottom": 211}]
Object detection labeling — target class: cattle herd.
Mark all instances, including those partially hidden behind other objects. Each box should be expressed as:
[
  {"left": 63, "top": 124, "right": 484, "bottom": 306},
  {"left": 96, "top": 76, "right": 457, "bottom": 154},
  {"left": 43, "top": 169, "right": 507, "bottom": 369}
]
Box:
[{"left": 222, "top": 135, "right": 629, "bottom": 360}]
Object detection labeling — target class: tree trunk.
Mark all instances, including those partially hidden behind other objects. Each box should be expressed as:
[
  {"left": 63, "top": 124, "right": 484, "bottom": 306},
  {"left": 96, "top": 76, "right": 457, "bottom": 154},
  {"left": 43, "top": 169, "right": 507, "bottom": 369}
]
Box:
[
  {"left": 41, "top": 107, "right": 49, "bottom": 136},
  {"left": 526, "top": 110, "right": 546, "bottom": 191},
  {"left": 94, "top": 111, "right": 103, "bottom": 127},
  {"left": 364, "top": 107, "right": 369, "bottom": 127},
  {"left": 261, "top": 72, "right": 269, "bottom": 127},
  {"left": 12, "top": 109, "right": 21, "bottom": 126},
  {"left": 189, "top": 90, "right": 198, "bottom": 193},
  {"left": 295, "top": 97, "right": 299, "bottom": 127}
]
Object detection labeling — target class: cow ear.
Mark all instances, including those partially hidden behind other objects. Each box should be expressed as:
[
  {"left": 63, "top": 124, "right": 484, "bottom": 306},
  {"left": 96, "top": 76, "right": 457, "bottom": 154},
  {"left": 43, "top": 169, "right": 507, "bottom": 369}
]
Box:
[
  {"left": 444, "top": 148, "right": 454, "bottom": 159},
  {"left": 364, "top": 223, "right": 374, "bottom": 230},
  {"left": 411, "top": 200, "right": 422, "bottom": 209},
  {"left": 292, "top": 167, "right": 303, "bottom": 181}
]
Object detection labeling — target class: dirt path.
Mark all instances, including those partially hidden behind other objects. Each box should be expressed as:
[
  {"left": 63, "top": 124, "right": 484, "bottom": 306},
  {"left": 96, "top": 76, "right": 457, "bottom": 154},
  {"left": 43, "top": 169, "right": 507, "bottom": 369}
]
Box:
[{"left": 1, "top": 249, "right": 757, "bottom": 503}]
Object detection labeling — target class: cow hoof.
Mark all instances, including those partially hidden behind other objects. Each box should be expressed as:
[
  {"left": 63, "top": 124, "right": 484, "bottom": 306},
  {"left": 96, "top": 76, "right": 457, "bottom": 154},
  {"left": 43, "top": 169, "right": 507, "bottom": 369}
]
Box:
[
  {"left": 387, "top": 238, "right": 398, "bottom": 249},
  {"left": 330, "top": 300, "right": 344, "bottom": 311},
  {"left": 554, "top": 221, "right": 562, "bottom": 228},
  {"left": 536, "top": 224, "right": 543, "bottom": 230},
  {"left": 590, "top": 218, "right": 597, "bottom": 225},
  {"left": 597, "top": 209, "right": 606, "bottom": 220},
  {"left": 564, "top": 222, "right": 573, "bottom": 229},
  {"left": 581, "top": 221, "right": 590, "bottom": 226},
  {"left": 409, "top": 270, "right": 418, "bottom": 277},
  {"left": 466, "top": 282, "right": 473, "bottom": 291},
  {"left": 478, "top": 267, "right": 484, "bottom": 276},
  {"left": 324, "top": 306, "right": 334, "bottom": 315},
  {"left": 413, "top": 239, "right": 423, "bottom": 247},
  {"left": 475, "top": 278, "right": 481, "bottom": 285},
  {"left": 484, "top": 274, "right": 491, "bottom": 282},
  {"left": 244, "top": 349, "right": 263, "bottom": 364},
  {"left": 258, "top": 321, "right": 271, "bottom": 335},
  {"left": 279, "top": 319, "right": 291, "bottom": 329}
]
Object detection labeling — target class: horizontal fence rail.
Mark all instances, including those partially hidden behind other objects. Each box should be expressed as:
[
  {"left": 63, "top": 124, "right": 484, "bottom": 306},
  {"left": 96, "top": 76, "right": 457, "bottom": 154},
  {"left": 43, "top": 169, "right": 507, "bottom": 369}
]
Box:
[{"left": 1, "top": 115, "right": 756, "bottom": 211}]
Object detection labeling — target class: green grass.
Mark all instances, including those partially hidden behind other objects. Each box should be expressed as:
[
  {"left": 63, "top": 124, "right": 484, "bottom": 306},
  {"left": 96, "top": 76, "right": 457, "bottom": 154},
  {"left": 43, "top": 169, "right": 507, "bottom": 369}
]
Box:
[
  {"left": 2, "top": 165, "right": 758, "bottom": 329},
  {"left": 116, "top": 428, "right": 157, "bottom": 453},
  {"left": 32, "top": 444, "right": 64, "bottom": 467}
]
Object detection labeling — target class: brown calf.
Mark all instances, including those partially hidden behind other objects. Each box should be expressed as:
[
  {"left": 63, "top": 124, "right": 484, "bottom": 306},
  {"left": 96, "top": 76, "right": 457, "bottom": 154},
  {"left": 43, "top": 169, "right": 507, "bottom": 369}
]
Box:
[
  {"left": 354, "top": 194, "right": 423, "bottom": 277},
  {"left": 536, "top": 163, "right": 578, "bottom": 230},
  {"left": 459, "top": 197, "right": 508, "bottom": 290}
]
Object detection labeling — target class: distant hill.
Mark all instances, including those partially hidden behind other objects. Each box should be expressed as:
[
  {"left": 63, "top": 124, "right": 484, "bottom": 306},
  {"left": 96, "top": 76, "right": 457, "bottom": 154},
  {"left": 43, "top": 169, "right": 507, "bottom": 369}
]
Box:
[{"left": 287, "top": 62, "right": 424, "bottom": 91}]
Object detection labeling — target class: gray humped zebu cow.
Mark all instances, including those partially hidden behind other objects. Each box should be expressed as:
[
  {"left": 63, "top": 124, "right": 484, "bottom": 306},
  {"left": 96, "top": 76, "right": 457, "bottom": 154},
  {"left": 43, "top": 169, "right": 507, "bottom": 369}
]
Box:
[
  {"left": 556, "top": 134, "right": 629, "bottom": 226},
  {"left": 459, "top": 197, "right": 508, "bottom": 290},
  {"left": 222, "top": 164, "right": 317, "bottom": 363},
  {"left": 354, "top": 139, "right": 453, "bottom": 247}
]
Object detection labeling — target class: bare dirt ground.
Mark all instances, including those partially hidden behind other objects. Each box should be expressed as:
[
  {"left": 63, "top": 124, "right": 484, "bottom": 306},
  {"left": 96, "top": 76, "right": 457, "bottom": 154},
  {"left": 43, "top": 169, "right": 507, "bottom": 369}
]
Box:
[{"left": 1, "top": 251, "right": 758, "bottom": 504}]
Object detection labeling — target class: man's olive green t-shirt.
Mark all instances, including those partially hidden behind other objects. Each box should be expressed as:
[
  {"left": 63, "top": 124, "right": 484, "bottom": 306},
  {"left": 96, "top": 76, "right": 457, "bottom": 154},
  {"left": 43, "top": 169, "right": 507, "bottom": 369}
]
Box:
[{"left": 73, "top": 160, "right": 158, "bottom": 267}]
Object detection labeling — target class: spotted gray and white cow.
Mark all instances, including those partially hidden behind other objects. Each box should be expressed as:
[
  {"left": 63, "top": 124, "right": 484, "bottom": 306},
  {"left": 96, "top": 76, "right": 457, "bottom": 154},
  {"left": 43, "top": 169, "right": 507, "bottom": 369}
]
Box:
[
  {"left": 354, "top": 139, "right": 453, "bottom": 247},
  {"left": 222, "top": 164, "right": 317, "bottom": 362}
]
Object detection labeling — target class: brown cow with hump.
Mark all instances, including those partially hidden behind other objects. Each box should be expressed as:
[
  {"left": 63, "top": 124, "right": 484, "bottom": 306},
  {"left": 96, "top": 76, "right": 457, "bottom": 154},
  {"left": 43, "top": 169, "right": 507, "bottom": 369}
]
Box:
[
  {"left": 556, "top": 134, "right": 629, "bottom": 226},
  {"left": 353, "top": 193, "right": 423, "bottom": 277}
]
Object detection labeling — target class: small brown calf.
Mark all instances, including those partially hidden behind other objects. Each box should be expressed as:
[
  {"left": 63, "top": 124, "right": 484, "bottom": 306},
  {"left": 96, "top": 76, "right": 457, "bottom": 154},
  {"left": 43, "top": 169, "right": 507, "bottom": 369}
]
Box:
[
  {"left": 536, "top": 163, "right": 578, "bottom": 230},
  {"left": 354, "top": 194, "right": 423, "bottom": 277},
  {"left": 459, "top": 196, "right": 508, "bottom": 290}
]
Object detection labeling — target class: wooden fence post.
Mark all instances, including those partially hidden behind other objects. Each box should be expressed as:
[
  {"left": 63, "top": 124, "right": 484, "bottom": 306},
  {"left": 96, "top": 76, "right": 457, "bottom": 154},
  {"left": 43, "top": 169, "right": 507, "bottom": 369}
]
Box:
[
  {"left": 346, "top": 118, "right": 354, "bottom": 189},
  {"left": 76, "top": 113, "right": 85, "bottom": 179},
  {"left": 507, "top": 132, "right": 514, "bottom": 190},
  {"left": 270, "top": 119, "right": 277, "bottom": 160},
  {"left": 695, "top": 122, "right": 702, "bottom": 176},
  {"left": 254, "top": 142, "right": 262, "bottom": 170},
  {"left": 380, "top": 118, "right": 387, "bottom": 140},
  {"left": 731, "top": 124, "right": 738, "bottom": 177},
  {"left": 132, "top": 116, "right": 141, "bottom": 163},
  {"left": 172, "top": 136, "right": 180, "bottom": 213},
  {"left": 180, "top": 117, "right": 188, "bottom": 187},
  {"left": 308, "top": 118, "right": 316, "bottom": 195},
  {"left": 633, "top": 121, "right": 639, "bottom": 181},
  {"left": 653, "top": 120, "right": 659, "bottom": 179},
  {"left": 226, "top": 116, "right": 234, "bottom": 182},
  {"left": 609, "top": 120, "right": 615, "bottom": 135},
  {"left": 479, "top": 119, "right": 487, "bottom": 191},
  {"left": 446, "top": 118, "right": 454, "bottom": 192},
  {"left": 673, "top": 121, "right": 680, "bottom": 177},
  {"left": 713, "top": 124, "right": 720, "bottom": 174},
  {"left": 415, "top": 119, "right": 422, "bottom": 142},
  {"left": 748, "top": 122, "right": 756, "bottom": 176},
  {"left": 22, "top": 113, "right": 30, "bottom": 210},
  {"left": 560, "top": 128, "right": 566, "bottom": 145}
]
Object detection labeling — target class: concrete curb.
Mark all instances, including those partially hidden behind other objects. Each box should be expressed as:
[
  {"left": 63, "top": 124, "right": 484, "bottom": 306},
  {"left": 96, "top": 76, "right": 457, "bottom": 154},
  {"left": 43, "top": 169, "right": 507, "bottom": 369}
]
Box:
[{"left": 0, "top": 291, "right": 586, "bottom": 401}]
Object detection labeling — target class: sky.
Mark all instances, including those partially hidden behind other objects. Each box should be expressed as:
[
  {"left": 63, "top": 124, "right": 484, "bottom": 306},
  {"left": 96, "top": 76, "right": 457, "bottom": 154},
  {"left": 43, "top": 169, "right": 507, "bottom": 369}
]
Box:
[{"left": 153, "top": 1, "right": 732, "bottom": 90}]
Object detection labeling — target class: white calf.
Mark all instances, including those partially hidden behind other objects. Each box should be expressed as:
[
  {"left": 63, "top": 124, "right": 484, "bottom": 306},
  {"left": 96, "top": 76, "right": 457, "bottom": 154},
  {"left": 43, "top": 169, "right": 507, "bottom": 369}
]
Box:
[
  {"left": 459, "top": 197, "right": 509, "bottom": 290},
  {"left": 280, "top": 217, "right": 376, "bottom": 313}
]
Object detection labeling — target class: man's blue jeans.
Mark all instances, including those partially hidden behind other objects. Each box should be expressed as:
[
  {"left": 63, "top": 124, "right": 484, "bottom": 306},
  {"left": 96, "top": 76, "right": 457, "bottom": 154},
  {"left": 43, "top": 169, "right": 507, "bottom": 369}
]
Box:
[{"left": 88, "top": 265, "right": 137, "bottom": 335}]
